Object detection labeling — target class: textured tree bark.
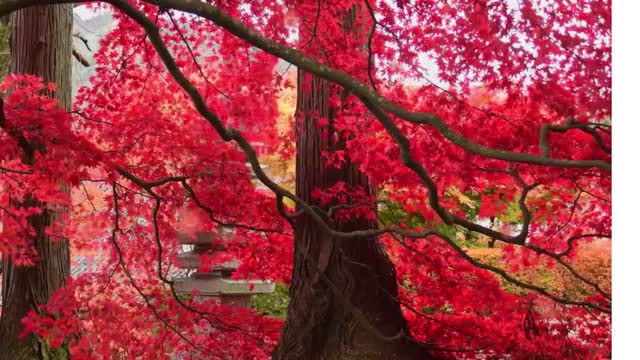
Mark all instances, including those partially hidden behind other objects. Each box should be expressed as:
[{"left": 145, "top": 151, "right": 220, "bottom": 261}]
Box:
[
  {"left": 273, "top": 70, "right": 431, "bottom": 360},
  {"left": 0, "top": 5, "right": 72, "bottom": 359},
  {"left": 273, "top": 8, "right": 431, "bottom": 360}
]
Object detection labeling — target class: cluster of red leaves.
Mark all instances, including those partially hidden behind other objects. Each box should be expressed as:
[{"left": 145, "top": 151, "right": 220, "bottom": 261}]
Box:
[
  {"left": 20, "top": 274, "right": 282, "bottom": 359},
  {"left": 1, "top": 75, "right": 103, "bottom": 263},
  {"left": 386, "top": 236, "right": 611, "bottom": 359}
]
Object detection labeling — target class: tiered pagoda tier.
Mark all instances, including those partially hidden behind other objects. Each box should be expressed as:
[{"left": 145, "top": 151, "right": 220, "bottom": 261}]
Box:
[{"left": 173, "top": 227, "right": 274, "bottom": 308}]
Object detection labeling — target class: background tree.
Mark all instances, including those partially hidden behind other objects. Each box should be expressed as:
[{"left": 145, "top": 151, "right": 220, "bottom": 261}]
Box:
[
  {"left": 0, "top": 16, "right": 8, "bottom": 75},
  {"left": 0, "top": 4, "right": 72, "bottom": 359},
  {"left": 274, "top": 4, "right": 424, "bottom": 359}
]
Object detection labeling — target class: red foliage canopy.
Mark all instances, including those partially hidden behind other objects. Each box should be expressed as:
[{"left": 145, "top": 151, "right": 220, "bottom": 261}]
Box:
[{"left": 1, "top": 0, "right": 610, "bottom": 359}]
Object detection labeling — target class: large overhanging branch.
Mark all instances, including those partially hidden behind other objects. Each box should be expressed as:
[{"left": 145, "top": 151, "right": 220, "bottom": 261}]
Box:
[
  {"left": 0, "top": 0, "right": 611, "bottom": 172},
  {"left": 0, "top": 0, "right": 611, "bottom": 311},
  {"left": 103, "top": 0, "right": 512, "bottom": 249},
  {"left": 101, "top": 0, "right": 565, "bottom": 253},
  {"left": 0, "top": 0, "right": 610, "bottom": 247},
  {"left": 118, "top": 1, "right": 612, "bottom": 305},
  {"left": 141, "top": 0, "right": 610, "bottom": 172}
]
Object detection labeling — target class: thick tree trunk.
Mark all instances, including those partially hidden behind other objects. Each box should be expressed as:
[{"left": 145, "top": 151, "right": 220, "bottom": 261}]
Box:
[
  {"left": 273, "top": 8, "right": 430, "bottom": 358},
  {"left": 0, "top": 5, "right": 72, "bottom": 359},
  {"left": 273, "top": 70, "right": 429, "bottom": 360}
]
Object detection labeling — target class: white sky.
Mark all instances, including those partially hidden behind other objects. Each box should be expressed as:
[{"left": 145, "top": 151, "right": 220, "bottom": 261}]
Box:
[{"left": 74, "top": 5, "right": 103, "bottom": 20}]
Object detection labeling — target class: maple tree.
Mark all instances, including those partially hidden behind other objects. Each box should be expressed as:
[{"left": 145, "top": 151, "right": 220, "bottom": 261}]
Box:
[{"left": 0, "top": 0, "right": 611, "bottom": 359}]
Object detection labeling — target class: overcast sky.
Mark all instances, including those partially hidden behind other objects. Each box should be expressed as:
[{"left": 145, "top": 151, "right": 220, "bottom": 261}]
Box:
[{"left": 74, "top": 5, "right": 102, "bottom": 20}]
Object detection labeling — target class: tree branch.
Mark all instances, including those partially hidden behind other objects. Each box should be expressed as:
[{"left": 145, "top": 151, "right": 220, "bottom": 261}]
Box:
[
  {"left": 109, "top": 182, "right": 202, "bottom": 352},
  {"left": 142, "top": 0, "right": 611, "bottom": 172},
  {"left": 0, "top": 0, "right": 609, "bottom": 171},
  {"left": 540, "top": 118, "right": 611, "bottom": 158}
]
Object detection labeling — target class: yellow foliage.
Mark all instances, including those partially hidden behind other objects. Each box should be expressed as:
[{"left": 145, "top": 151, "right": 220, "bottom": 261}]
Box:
[
  {"left": 257, "top": 70, "right": 296, "bottom": 207},
  {"left": 445, "top": 186, "right": 475, "bottom": 208},
  {"left": 467, "top": 242, "right": 611, "bottom": 301}
]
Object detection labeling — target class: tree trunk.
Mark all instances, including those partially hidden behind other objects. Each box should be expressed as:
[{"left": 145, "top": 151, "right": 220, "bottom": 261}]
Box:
[
  {"left": 273, "top": 7, "right": 431, "bottom": 359},
  {"left": 0, "top": 5, "right": 72, "bottom": 359}
]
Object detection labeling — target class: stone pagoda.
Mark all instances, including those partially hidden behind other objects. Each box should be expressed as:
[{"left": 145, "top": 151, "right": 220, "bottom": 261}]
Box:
[{"left": 173, "top": 226, "right": 274, "bottom": 308}]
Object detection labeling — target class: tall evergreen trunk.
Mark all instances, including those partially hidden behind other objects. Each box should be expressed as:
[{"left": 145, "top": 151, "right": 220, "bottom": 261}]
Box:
[
  {"left": 0, "top": 5, "right": 72, "bottom": 359},
  {"left": 273, "top": 7, "right": 429, "bottom": 360}
]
